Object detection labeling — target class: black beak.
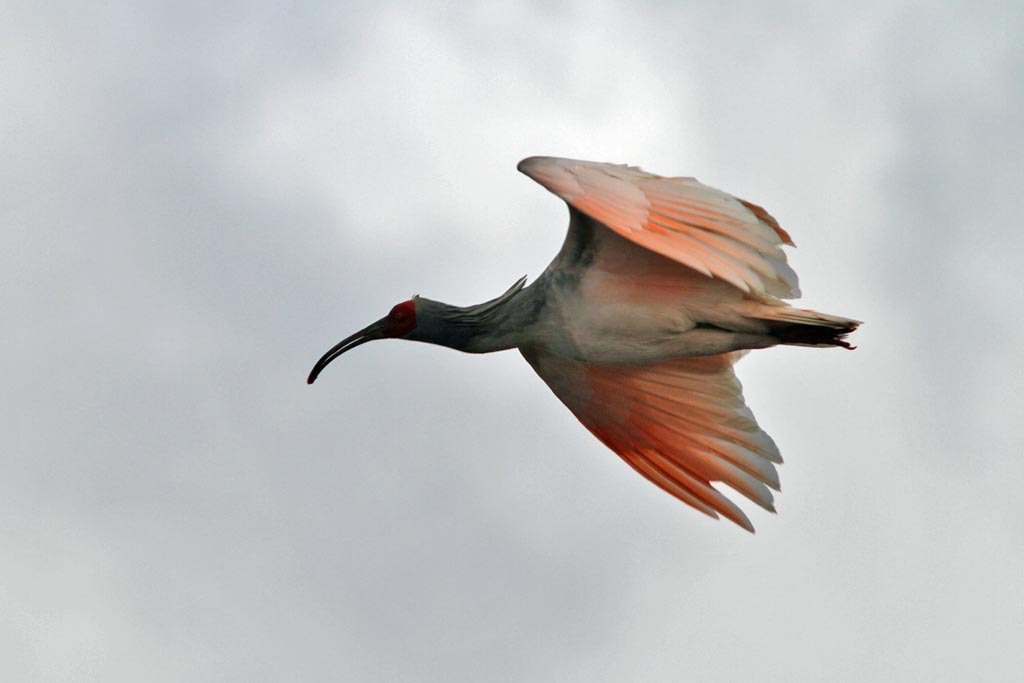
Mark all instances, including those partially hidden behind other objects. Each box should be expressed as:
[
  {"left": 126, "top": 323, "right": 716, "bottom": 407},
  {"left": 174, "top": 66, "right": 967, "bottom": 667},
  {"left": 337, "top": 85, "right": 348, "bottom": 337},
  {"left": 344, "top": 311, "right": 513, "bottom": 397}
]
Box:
[{"left": 307, "top": 318, "right": 388, "bottom": 384}]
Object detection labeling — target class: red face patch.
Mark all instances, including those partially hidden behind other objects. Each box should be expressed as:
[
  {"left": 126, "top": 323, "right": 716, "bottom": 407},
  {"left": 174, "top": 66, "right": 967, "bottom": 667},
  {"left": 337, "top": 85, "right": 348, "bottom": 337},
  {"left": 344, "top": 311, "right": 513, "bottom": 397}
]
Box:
[{"left": 384, "top": 299, "right": 417, "bottom": 337}]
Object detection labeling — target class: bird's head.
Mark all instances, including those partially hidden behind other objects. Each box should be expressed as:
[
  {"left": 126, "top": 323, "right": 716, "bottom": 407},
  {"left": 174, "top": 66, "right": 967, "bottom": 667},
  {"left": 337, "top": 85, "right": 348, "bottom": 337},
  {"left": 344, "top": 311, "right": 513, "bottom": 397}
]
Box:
[
  {"left": 307, "top": 277, "right": 529, "bottom": 384},
  {"left": 307, "top": 299, "right": 418, "bottom": 384}
]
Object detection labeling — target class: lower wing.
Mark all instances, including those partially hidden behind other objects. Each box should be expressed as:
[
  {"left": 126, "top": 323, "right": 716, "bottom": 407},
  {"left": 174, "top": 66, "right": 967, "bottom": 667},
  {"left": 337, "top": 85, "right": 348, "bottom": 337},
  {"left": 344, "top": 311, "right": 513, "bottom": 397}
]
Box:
[{"left": 521, "top": 349, "right": 782, "bottom": 531}]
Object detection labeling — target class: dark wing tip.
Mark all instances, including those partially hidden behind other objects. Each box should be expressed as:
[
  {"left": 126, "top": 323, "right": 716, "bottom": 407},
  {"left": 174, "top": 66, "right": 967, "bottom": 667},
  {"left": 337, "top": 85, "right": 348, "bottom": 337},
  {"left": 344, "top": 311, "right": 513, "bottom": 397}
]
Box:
[{"left": 737, "top": 198, "right": 795, "bottom": 246}]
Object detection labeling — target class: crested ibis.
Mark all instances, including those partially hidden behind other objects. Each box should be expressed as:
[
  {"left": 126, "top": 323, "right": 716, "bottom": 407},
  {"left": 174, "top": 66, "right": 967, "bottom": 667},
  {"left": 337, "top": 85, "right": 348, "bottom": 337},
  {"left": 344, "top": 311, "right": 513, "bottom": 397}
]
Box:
[{"left": 309, "top": 157, "right": 860, "bottom": 531}]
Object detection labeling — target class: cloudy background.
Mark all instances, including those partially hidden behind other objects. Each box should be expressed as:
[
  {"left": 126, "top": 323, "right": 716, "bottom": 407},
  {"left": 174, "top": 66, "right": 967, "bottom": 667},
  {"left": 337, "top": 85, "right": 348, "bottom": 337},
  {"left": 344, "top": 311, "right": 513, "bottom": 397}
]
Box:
[{"left": 5, "top": 1, "right": 1022, "bottom": 681}]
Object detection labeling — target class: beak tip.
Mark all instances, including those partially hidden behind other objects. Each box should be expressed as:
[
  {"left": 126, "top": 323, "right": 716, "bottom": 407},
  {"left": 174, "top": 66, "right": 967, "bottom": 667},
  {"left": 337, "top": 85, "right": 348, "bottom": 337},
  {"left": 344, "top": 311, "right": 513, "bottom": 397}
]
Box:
[{"left": 309, "top": 319, "right": 386, "bottom": 387}]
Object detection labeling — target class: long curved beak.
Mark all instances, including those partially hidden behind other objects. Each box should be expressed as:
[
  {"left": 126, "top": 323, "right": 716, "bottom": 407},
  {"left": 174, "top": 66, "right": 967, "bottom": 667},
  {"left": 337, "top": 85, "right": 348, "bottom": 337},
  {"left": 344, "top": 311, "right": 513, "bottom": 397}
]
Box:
[{"left": 307, "top": 318, "right": 388, "bottom": 384}]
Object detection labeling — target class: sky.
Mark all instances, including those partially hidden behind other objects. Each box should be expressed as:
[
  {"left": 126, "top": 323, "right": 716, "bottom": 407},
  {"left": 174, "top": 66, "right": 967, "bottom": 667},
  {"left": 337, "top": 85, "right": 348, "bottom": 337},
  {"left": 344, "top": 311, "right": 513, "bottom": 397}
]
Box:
[{"left": 4, "top": 1, "right": 1023, "bottom": 681}]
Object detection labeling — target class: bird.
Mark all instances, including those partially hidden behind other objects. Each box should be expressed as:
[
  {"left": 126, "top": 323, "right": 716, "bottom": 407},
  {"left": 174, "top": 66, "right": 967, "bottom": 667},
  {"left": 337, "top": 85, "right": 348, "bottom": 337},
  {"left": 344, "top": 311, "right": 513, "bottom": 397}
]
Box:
[{"left": 308, "top": 156, "right": 860, "bottom": 531}]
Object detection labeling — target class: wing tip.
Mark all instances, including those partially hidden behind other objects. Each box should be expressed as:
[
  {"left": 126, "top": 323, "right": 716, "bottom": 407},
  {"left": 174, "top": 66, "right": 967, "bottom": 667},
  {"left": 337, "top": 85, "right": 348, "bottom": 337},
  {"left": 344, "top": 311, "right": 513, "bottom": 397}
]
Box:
[
  {"left": 516, "top": 156, "right": 548, "bottom": 175},
  {"left": 737, "top": 198, "right": 795, "bottom": 246},
  {"left": 733, "top": 513, "right": 756, "bottom": 533},
  {"left": 517, "top": 156, "right": 585, "bottom": 200}
]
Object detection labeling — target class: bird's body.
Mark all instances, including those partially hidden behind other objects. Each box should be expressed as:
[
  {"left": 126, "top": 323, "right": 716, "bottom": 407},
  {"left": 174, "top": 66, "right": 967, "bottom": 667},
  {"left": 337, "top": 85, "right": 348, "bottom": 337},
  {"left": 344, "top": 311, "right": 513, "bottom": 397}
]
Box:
[
  {"left": 516, "top": 214, "right": 778, "bottom": 364},
  {"left": 310, "top": 157, "right": 860, "bottom": 531}
]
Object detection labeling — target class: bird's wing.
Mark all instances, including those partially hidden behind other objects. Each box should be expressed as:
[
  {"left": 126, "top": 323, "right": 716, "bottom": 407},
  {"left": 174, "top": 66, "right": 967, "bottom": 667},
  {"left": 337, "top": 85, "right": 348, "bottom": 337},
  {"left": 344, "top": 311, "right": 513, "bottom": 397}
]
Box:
[
  {"left": 518, "top": 156, "right": 800, "bottom": 299},
  {"left": 521, "top": 348, "right": 781, "bottom": 531}
]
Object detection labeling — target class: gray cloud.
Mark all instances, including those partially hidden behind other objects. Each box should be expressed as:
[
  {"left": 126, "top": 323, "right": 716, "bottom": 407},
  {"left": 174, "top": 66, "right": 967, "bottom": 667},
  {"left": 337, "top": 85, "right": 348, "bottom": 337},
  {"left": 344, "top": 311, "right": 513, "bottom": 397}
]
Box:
[{"left": 4, "top": 2, "right": 1022, "bottom": 681}]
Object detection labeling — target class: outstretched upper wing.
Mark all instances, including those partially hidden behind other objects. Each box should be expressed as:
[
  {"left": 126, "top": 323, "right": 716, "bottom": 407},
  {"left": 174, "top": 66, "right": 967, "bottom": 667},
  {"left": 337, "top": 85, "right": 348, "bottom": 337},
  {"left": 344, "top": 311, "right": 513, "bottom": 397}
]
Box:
[
  {"left": 518, "top": 156, "right": 800, "bottom": 300},
  {"left": 521, "top": 348, "right": 782, "bottom": 531}
]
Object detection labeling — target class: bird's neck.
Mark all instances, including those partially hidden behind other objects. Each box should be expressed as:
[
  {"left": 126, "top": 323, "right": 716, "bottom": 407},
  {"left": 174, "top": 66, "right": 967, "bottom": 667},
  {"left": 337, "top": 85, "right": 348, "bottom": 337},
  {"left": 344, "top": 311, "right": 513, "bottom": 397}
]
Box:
[
  {"left": 458, "top": 294, "right": 536, "bottom": 353},
  {"left": 413, "top": 277, "right": 542, "bottom": 354}
]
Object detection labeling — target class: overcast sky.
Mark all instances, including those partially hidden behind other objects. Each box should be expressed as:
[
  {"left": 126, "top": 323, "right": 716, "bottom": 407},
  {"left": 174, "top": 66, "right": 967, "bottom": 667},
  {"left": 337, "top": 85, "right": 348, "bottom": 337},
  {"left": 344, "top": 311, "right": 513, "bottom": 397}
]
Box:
[{"left": 4, "top": 1, "right": 1023, "bottom": 681}]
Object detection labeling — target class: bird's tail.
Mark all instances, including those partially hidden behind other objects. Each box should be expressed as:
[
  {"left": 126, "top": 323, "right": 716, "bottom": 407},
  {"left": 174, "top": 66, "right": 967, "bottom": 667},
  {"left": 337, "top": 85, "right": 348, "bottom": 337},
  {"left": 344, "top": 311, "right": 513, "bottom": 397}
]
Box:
[{"left": 749, "top": 306, "right": 861, "bottom": 349}]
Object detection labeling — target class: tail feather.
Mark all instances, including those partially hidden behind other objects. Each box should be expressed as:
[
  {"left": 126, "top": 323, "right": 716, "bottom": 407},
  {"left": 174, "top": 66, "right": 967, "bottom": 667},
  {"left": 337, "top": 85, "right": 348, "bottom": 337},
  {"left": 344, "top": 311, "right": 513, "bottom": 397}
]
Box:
[{"left": 749, "top": 306, "right": 861, "bottom": 349}]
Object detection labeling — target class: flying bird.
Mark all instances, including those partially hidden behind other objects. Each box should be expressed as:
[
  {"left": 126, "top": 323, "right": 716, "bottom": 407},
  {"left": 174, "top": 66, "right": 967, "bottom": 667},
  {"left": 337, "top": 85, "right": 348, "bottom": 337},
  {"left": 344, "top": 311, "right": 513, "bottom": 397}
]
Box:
[{"left": 309, "top": 157, "right": 859, "bottom": 531}]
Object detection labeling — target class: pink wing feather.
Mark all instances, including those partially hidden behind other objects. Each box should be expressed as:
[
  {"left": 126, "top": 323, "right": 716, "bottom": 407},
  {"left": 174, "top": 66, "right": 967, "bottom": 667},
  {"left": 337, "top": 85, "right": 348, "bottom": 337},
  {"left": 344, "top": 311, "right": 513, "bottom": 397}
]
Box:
[
  {"left": 518, "top": 156, "right": 800, "bottom": 300},
  {"left": 522, "top": 349, "right": 781, "bottom": 531}
]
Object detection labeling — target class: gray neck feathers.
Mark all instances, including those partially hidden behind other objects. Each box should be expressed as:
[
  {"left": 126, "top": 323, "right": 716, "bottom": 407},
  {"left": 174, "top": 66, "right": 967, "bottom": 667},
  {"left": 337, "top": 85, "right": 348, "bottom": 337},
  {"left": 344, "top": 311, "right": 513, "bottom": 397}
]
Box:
[{"left": 411, "top": 276, "right": 541, "bottom": 353}]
